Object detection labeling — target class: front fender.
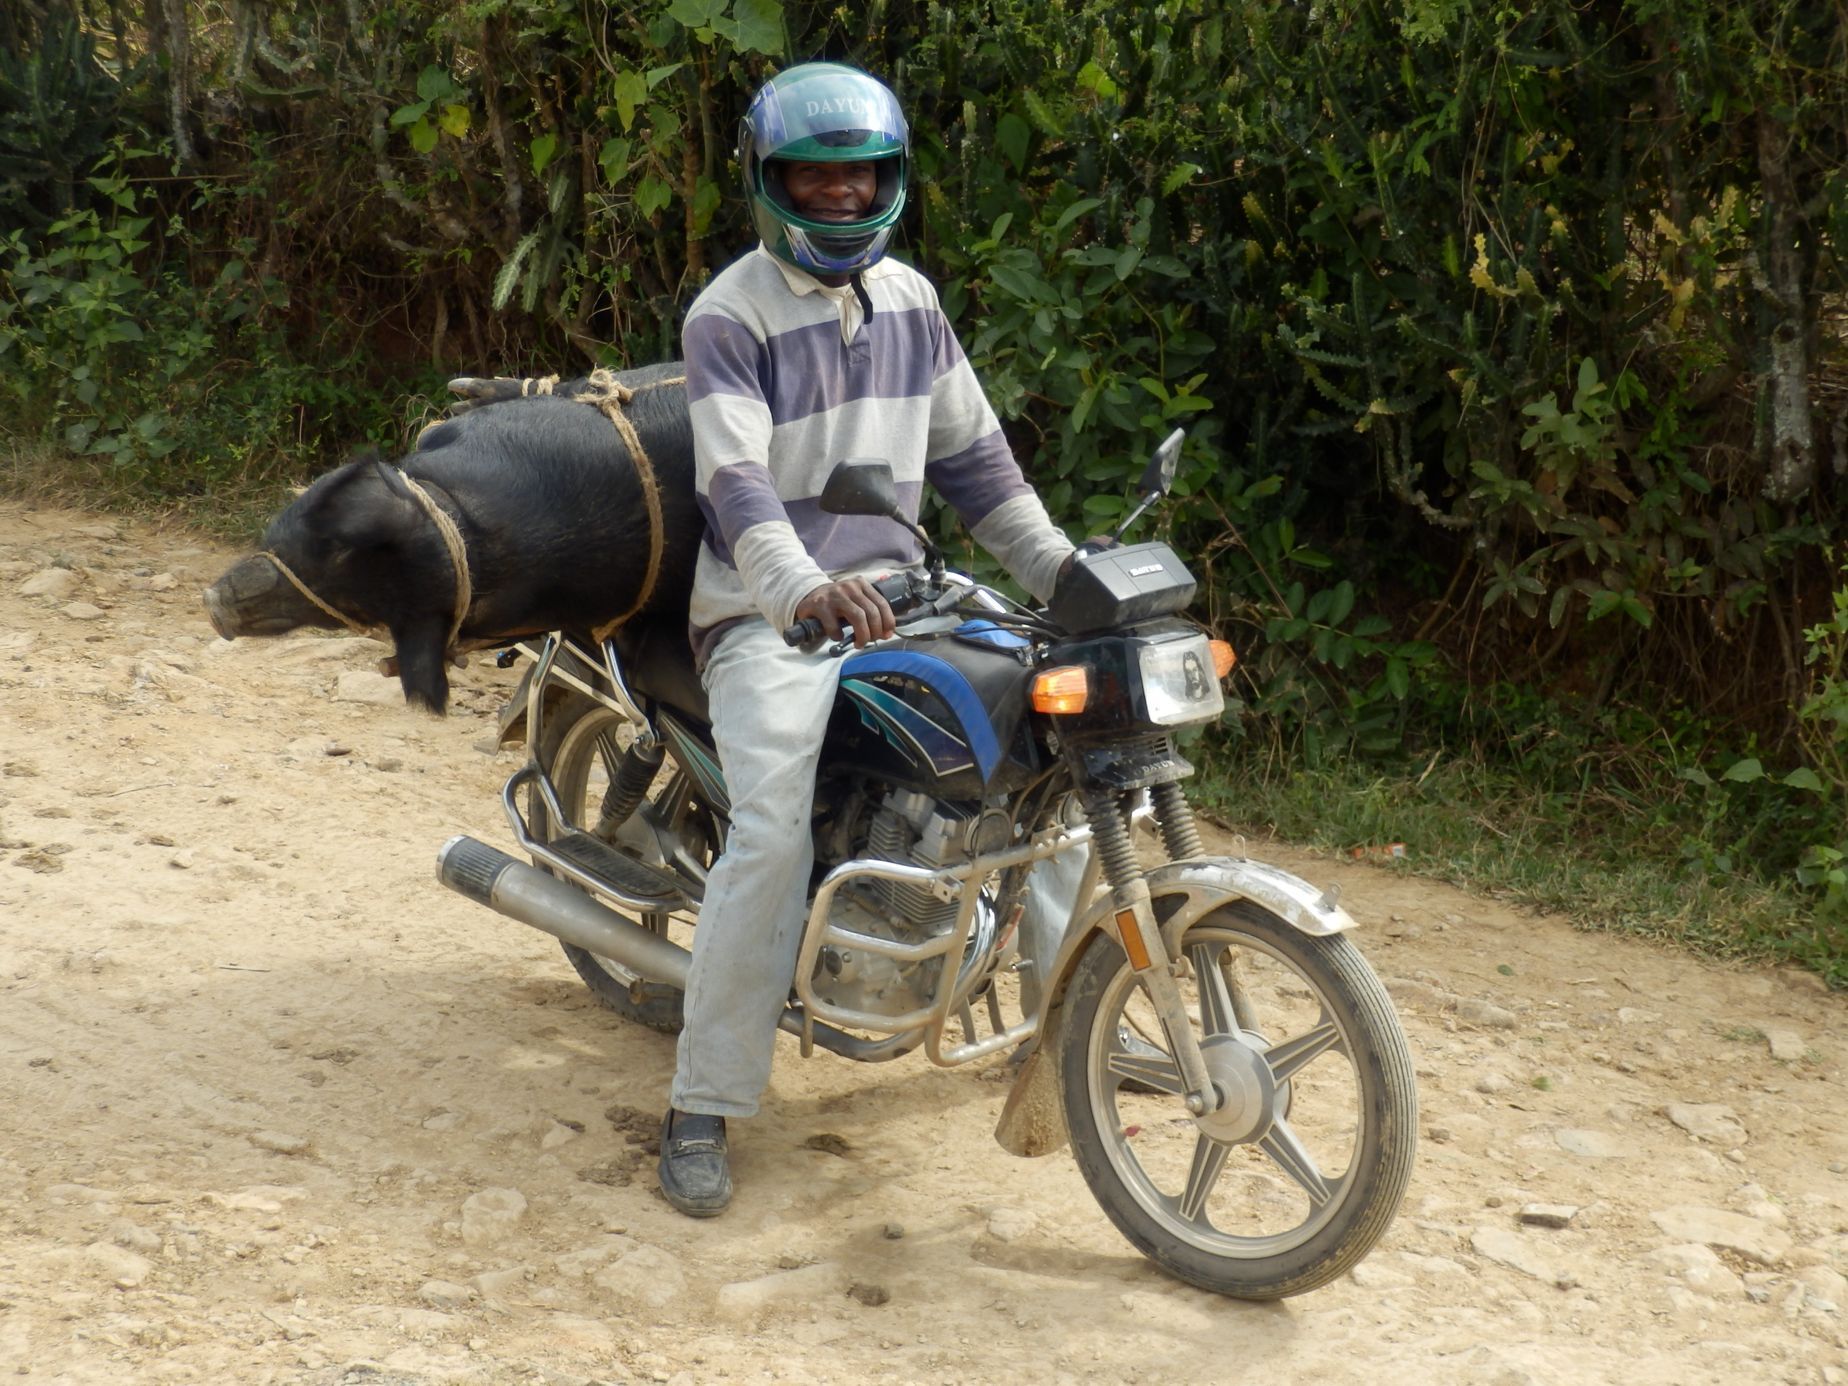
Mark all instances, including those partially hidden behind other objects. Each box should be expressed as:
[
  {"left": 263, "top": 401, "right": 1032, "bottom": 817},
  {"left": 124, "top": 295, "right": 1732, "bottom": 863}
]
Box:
[{"left": 994, "top": 853, "right": 1356, "bottom": 1158}]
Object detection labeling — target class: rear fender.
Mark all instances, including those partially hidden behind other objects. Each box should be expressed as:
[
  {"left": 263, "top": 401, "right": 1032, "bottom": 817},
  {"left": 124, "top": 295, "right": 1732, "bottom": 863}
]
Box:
[
  {"left": 496, "top": 660, "right": 541, "bottom": 746},
  {"left": 994, "top": 854, "right": 1356, "bottom": 1158},
  {"left": 495, "top": 639, "right": 612, "bottom": 747}
]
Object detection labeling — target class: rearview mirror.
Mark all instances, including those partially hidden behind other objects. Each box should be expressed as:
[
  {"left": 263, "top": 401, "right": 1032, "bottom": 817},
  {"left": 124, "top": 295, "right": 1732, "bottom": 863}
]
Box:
[
  {"left": 1139, "top": 427, "right": 1184, "bottom": 497},
  {"left": 819, "top": 459, "right": 900, "bottom": 518}
]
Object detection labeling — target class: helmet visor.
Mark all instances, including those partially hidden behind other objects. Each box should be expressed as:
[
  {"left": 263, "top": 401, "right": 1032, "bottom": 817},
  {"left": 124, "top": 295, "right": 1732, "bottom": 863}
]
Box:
[{"left": 748, "top": 66, "right": 907, "bottom": 162}]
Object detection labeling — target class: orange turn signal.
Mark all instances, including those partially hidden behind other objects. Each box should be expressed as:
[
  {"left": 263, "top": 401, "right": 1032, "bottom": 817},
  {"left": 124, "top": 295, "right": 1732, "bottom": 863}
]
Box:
[
  {"left": 1208, "top": 639, "right": 1236, "bottom": 679},
  {"left": 1030, "top": 665, "right": 1090, "bottom": 714}
]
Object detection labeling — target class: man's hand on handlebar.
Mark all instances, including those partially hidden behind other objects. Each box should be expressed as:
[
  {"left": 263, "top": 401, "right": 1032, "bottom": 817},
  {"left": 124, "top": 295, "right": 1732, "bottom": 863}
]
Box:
[
  {"left": 1058, "top": 535, "right": 1120, "bottom": 584},
  {"left": 792, "top": 576, "right": 899, "bottom": 649}
]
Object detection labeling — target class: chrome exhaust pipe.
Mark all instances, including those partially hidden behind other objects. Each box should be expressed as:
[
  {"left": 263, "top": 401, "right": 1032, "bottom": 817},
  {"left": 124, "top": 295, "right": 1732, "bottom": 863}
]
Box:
[
  {"left": 437, "top": 835, "right": 691, "bottom": 989},
  {"left": 437, "top": 835, "right": 924, "bottom": 1064}
]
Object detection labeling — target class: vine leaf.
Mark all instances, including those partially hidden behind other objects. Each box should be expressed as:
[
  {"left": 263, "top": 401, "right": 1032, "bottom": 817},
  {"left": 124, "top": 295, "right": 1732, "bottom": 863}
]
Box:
[{"left": 491, "top": 230, "right": 541, "bottom": 312}]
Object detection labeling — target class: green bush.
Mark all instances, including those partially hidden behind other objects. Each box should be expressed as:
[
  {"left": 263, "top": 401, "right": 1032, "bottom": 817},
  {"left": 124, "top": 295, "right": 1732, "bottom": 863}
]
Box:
[{"left": 0, "top": 145, "right": 417, "bottom": 506}]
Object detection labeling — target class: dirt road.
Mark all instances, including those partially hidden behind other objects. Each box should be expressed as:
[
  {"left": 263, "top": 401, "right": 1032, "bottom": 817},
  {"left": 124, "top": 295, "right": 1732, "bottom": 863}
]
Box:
[{"left": 0, "top": 501, "right": 1843, "bottom": 1385}]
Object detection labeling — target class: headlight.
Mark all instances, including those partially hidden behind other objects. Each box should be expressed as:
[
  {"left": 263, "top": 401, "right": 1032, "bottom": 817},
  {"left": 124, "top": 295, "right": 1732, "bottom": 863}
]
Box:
[{"left": 1137, "top": 634, "right": 1225, "bottom": 726}]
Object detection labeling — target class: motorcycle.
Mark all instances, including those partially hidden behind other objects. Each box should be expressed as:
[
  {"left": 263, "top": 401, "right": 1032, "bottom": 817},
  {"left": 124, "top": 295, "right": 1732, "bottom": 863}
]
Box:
[{"left": 436, "top": 428, "right": 1417, "bottom": 1299}]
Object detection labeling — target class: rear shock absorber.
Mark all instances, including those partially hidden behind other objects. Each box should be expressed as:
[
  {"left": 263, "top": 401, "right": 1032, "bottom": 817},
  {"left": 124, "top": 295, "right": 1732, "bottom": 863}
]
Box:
[{"left": 596, "top": 738, "right": 664, "bottom": 833}]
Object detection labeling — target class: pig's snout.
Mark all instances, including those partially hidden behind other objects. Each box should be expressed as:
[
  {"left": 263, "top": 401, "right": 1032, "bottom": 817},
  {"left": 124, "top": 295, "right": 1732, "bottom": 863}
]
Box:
[
  {"left": 201, "top": 555, "right": 315, "bottom": 638},
  {"left": 202, "top": 581, "right": 237, "bottom": 639}
]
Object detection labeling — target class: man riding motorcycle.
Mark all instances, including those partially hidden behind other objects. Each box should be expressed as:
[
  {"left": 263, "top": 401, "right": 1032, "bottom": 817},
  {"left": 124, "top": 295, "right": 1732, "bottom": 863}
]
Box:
[{"left": 660, "top": 61, "right": 1090, "bottom": 1215}]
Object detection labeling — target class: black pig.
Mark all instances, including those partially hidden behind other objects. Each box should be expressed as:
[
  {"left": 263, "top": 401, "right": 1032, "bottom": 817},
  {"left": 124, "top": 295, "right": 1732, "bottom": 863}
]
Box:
[{"left": 202, "top": 362, "right": 700, "bottom": 713}]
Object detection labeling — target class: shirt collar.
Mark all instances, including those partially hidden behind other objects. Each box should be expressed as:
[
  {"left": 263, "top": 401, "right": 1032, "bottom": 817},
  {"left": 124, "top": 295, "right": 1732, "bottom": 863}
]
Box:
[{"left": 755, "top": 245, "right": 894, "bottom": 344}]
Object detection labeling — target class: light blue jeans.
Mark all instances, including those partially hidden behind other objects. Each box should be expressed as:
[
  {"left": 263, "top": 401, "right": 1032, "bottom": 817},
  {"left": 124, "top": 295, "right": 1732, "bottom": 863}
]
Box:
[{"left": 670, "top": 618, "right": 1090, "bottom": 1117}]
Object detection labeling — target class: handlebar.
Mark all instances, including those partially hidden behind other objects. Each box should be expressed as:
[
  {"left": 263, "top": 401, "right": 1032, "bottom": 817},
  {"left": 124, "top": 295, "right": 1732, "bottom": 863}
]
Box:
[{"left": 782, "top": 570, "right": 929, "bottom": 648}]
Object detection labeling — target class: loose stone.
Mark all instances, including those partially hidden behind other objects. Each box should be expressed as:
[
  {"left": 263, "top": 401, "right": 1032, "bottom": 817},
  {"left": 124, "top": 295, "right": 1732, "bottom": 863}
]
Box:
[
  {"left": 714, "top": 1261, "right": 846, "bottom": 1323},
  {"left": 1649, "top": 1205, "right": 1792, "bottom": 1266},
  {"left": 1649, "top": 1243, "right": 1743, "bottom": 1299},
  {"left": 986, "top": 1207, "right": 1038, "bottom": 1243},
  {"left": 459, "top": 1187, "right": 528, "bottom": 1248},
  {"left": 592, "top": 1245, "right": 686, "bottom": 1311},
  {"left": 20, "top": 569, "right": 79, "bottom": 599},
  {"left": 1664, "top": 1102, "right": 1748, "bottom": 1145},
  {"left": 1554, "top": 1128, "right": 1630, "bottom": 1160},
  {"left": 84, "top": 1242, "right": 152, "bottom": 1288},
  {"left": 1470, "top": 1226, "right": 1575, "bottom": 1287},
  {"left": 334, "top": 670, "right": 403, "bottom": 705},
  {"left": 1455, "top": 998, "right": 1517, "bottom": 1029},
  {"left": 1764, "top": 1028, "right": 1807, "bottom": 1063},
  {"left": 419, "top": 1279, "right": 476, "bottom": 1308},
  {"left": 1518, "top": 1204, "right": 1578, "bottom": 1229},
  {"left": 248, "top": 1131, "right": 310, "bottom": 1156}
]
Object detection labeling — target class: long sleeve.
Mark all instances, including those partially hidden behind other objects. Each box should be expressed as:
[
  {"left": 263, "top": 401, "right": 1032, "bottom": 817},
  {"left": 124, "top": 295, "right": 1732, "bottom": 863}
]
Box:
[
  {"left": 923, "top": 318, "right": 1074, "bottom": 602},
  {"left": 684, "top": 305, "right": 830, "bottom": 634}
]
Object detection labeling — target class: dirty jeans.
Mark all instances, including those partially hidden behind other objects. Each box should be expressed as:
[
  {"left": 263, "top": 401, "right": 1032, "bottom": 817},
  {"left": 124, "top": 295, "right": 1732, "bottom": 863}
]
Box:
[{"left": 670, "top": 617, "right": 1091, "bottom": 1118}]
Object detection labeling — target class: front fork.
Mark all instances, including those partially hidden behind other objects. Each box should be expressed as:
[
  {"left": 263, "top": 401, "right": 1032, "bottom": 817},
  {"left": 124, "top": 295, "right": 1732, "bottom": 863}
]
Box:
[{"left": 1084, "top": 780, "right": 1223, "bottom": 1117}]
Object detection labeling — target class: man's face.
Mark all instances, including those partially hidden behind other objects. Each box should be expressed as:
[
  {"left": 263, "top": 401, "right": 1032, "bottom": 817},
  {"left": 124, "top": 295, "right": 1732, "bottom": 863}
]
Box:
[{"left": 780, "top": 161, "right": 876, "bottom": 222}]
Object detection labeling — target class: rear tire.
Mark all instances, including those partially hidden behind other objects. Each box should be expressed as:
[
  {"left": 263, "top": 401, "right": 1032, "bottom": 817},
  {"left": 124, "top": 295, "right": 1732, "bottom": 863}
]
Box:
[
  {"left": 1058, "top": 902, "right": 1416, "bottom": 1298},
  {"left": 532, "top": 693, "right": 706, "bottom": 1034}
]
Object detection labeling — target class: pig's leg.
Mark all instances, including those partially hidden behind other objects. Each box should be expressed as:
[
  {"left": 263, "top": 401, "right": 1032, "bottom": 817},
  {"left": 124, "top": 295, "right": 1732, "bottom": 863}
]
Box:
[{"left": 388, "top": 615, "right": 452, "bottom": 714}]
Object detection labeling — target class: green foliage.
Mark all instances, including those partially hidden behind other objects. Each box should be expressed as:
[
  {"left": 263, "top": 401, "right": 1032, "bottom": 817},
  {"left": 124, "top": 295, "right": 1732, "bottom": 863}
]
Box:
[
  {"left": 1658, "top": 551, "right": 1848, "bottom": 926},
  {"left": 0, "top": 3, "right": 129, "bottom": 234},
  {"left": 1195, "top": 718, "right": 1842, "bottom": 986},
  {"left": 900, "top": 3, "right": 1445, "bottom": 755},
  {"left": 1796, "top": 557, "right": 1848, "bottom": 811},
  {"left": 0, "top": 143, "right": 411, "bottom": 502}
]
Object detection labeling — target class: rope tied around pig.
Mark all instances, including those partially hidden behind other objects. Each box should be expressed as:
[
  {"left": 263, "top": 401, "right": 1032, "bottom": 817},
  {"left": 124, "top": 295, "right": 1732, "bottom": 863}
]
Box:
[
  {"left": 533, "top": 368, "right": 685, "bottom": 642},
  {"left": 260, "top": 477, "right": 466, "bottom": 655},
  {"left": 265, "top": 369, "right": 683, "bottom": 665}
]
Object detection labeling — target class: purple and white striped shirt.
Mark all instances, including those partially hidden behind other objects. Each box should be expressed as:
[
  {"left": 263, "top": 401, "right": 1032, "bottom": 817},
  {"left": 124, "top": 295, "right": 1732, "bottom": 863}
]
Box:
[{"left": 684, "top": 246, "right": 1073, "bottom": 661}]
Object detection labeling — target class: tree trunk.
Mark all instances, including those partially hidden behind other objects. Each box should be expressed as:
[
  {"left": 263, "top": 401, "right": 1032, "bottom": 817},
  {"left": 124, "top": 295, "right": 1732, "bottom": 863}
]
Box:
[
  {"left": 1754, "top": 112, "right": 1815, "bottom": 502},
  {"left": 157, "top": 0, "right": 196, "bottom": 166}
]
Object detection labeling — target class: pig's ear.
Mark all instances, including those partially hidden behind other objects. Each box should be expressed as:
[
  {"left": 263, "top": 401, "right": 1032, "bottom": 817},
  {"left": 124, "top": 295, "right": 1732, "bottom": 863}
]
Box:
[
  {"left": 371, "top": 459, "right": 419, "bottom": 502},
  {"left": 310, "top": 459, "right": 422, "bottom": 553}
]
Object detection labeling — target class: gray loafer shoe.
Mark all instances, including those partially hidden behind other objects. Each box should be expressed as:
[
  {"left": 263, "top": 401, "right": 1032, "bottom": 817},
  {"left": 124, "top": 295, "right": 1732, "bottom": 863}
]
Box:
[{"left": 658, "top": 1109, "right": 732, "bottom": 1217}]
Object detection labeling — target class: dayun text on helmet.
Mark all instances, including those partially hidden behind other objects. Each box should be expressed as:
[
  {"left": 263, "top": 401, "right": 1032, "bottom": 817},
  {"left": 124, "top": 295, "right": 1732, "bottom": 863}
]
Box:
[{"left": 803, "top": 97, "right": 874, "bottom": 118}]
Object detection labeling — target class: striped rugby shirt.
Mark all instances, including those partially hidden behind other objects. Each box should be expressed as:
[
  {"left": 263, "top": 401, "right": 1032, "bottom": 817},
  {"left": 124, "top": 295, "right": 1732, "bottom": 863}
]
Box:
[{"left": 684, "top": 245, "right": 1074, "bottom": 662}]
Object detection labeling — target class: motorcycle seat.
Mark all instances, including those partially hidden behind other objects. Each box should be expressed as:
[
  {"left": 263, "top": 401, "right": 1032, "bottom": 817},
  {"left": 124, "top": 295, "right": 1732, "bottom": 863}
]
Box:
[{"left": 613, "top": 619, "right": 711, "bottom": 724}]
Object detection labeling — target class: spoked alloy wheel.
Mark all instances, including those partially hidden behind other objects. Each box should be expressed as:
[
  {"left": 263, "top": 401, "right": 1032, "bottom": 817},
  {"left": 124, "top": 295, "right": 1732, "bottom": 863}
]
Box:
[
  {"left": 533, "top": 695, "right": 713, "bottom": 1034},
  {"left": 1059, "top": 901, "right": 1416, "bottom": 1298}
]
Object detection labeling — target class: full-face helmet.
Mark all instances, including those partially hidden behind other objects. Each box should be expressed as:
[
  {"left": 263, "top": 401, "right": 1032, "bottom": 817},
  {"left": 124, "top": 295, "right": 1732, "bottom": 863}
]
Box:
[{"left": 740, "top": 63, "right": 909, "bottom": 276}]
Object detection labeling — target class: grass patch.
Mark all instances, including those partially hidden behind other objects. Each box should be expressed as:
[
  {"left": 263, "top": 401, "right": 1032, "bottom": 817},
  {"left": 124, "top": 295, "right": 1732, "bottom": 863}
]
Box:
[
  {"left": 1193, "top": 749, "right": 1843, "bottom": 989},
  {"left": 0, "top": 430, "right": 297, "bottom": 541}
]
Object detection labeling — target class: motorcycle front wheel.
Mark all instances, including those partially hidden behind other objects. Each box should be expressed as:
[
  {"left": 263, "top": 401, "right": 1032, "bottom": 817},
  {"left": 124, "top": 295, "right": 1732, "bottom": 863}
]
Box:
[
  {"left": 533, "top": 693, "right": 711, "bottom": 1034},
  {"left": 1058, "top": 901, "right": 1416, "bottom": 1299}
]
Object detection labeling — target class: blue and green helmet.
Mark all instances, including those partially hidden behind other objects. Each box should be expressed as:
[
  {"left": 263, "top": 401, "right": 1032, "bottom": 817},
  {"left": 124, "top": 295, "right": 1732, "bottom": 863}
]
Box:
[{"left": 740, "top": 63, "right": 909, "bottom": 276}]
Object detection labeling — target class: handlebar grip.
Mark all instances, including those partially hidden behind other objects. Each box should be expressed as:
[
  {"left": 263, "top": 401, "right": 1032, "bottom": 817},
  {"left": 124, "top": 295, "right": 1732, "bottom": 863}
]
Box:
[
  {"left": 783, "top": 572, "right": 921, "bottom": 647},
  {"left": 782, "top": 616, "right": 824, "bottom": 647}
]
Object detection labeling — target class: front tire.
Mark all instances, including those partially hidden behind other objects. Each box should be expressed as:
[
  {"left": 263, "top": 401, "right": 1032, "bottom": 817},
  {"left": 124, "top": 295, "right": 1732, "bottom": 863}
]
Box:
[
  {"left": 1058, "top": 902, "right": 1416, "bottom": 1298},
  {"left": 532, "top": 693, "right": 709, "bottom": 1034}
]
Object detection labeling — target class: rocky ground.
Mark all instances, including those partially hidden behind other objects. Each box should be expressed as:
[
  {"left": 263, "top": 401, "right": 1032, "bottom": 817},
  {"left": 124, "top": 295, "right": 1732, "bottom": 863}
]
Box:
[{"left": 0, "top": 500, "right": 1844, "bottom": 1385}]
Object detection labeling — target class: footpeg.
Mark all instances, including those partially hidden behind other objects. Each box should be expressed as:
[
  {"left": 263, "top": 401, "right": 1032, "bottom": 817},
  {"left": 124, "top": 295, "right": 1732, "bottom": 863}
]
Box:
[{"left": 545, "top": 830, "right": 682, "bottom": 907}]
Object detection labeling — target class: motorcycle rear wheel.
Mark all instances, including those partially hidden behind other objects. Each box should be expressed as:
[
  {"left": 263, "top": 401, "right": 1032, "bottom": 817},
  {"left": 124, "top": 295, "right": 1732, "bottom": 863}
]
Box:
[
  {"left": 1058, "top": 901, "right": 1416, "bottom": 1298},
  {"left": 532, "top": 693, "right": 705, "bottom": 1034}
]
